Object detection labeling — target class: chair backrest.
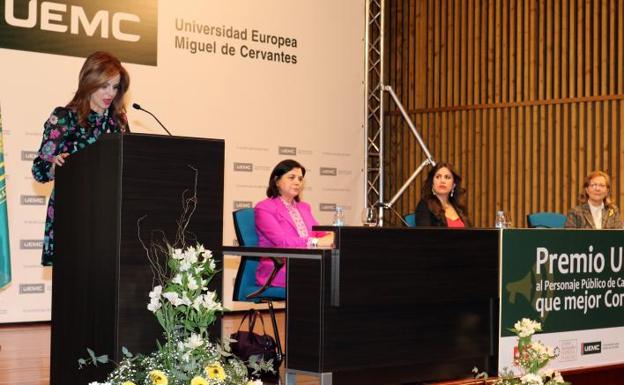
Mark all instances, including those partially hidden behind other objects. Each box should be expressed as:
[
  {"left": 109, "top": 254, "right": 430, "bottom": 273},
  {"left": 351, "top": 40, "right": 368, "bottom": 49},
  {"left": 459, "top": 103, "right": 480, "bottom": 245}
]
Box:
[
  {"left": 232, "top": 257, "right": 260, "bottom": 302},
  {"left": 404, "top": 213, "right": 417, "bottom": 227},
  {"left": 231, "top": 208, "right": 286, "bottom": 302},
  {"left": 233, "top": 208, "right": 259, "bottom": 246},
  {"left": 527, "top": 212, "right": 567, "bottom": 228}
]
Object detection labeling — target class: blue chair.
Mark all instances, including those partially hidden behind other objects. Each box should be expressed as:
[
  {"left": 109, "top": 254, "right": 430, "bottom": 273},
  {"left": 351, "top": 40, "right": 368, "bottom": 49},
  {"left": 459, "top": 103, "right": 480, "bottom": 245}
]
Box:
[
  {"left": 232, "top": 208, "right": 284, "bottom": 363},
  {"left": 526, "top": 212, "right": 567, "bottom": 228},
  {"left": 404, "top": 213, "right": 417, "bottom": 227}
]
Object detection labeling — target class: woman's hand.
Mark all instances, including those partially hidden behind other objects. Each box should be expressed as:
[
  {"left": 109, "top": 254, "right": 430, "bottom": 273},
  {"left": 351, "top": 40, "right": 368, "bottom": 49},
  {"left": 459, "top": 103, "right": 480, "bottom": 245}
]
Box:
[
  {"left": 318, "top": 232, "right": 335, "bottom": 247},
  {"left": 52, "top": 153, "right": 70, "bottom": 167},
  {"left": 49, "top": 153, "right": 70, "bottom": 176}
]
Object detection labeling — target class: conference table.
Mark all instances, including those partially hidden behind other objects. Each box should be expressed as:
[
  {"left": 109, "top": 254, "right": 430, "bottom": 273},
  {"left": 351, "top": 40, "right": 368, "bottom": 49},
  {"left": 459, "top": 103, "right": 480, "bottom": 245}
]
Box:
[
  {"left": 223, "top": 226, "right": 500, "bottom": 385},
  {"left": 224, "top": 226, "right": 624, "bottom": 384}
]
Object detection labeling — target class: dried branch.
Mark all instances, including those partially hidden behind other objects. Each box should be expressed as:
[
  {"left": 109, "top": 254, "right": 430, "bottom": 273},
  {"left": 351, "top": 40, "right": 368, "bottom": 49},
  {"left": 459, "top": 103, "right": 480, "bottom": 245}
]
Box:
[{"left": 137, "top": 165, "right": 199, "bottom": 285}]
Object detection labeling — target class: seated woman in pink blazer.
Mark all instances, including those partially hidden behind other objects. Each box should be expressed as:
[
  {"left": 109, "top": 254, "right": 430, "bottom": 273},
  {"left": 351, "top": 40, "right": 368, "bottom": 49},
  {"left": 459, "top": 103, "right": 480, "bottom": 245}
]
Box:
[{"left": 255, "top": 159, "right": 334, "bottom": 287}]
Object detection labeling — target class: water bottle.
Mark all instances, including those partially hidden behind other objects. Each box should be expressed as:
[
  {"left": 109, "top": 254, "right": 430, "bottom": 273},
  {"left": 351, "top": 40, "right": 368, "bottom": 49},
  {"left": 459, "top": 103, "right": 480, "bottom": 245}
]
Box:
[
  {"left": 495, "top": 210, "right": 506, "bottom": 229},
  {"left": 333, "top": 206, "right": 345, "bottom": 226}
]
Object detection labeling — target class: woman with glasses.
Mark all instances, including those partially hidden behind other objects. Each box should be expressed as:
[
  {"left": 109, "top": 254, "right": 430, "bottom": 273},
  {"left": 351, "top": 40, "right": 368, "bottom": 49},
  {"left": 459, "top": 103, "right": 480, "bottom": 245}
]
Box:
[{"left": 565, "top": 170, "right": 623, "bottom": 229}]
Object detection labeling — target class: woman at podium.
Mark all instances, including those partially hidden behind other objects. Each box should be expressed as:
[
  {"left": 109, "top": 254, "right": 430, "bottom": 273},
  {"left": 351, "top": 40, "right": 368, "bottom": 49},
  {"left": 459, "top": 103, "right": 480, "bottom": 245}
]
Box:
[
  {"left": 414, "top": 162, "right": 471, "bottom": 228},
  {"left": 31, "top": 51, "right": 131, "bottom": 265},
  {"left": 254, "top": 159, "right": 334, "bottom": 287},
  {"left": 565, "top": 170, "right": 624, "bottom": 229}
]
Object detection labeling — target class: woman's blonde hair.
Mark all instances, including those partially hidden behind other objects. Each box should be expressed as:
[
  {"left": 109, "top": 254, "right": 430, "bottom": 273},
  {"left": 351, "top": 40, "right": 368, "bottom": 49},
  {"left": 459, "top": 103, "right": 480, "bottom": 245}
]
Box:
[{"left": 579, "top": 170, "right": 612, "bottom": 205}]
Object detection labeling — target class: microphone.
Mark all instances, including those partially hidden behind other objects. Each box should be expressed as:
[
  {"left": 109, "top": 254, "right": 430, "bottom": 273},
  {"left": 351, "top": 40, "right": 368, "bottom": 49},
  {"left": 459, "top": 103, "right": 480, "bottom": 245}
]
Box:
[
  {"left": 373, "top": 201, "right": 409, "bottom": 226},
  {"left": 132, "top": 103, "right": 173, "bottom": 136}
]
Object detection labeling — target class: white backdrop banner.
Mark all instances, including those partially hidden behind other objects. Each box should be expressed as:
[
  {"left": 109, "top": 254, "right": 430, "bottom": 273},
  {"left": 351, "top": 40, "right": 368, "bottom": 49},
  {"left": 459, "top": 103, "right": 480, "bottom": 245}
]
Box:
[{"left": 0, "top": 0, "right": 365, "bottom": 321}]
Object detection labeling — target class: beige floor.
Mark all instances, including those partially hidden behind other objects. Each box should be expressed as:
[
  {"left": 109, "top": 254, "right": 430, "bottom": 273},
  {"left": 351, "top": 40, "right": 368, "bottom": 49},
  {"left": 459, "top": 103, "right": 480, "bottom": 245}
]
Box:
[{"left": 0, "top": 323, "right": 50, "bottom": 385}]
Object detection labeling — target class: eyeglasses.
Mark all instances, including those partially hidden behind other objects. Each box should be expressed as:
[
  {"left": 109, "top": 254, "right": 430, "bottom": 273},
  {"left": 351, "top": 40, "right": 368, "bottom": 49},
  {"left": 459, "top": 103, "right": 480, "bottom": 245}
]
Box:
[{"left": 589, "top": 183, "right": 607, "bottom": 189}]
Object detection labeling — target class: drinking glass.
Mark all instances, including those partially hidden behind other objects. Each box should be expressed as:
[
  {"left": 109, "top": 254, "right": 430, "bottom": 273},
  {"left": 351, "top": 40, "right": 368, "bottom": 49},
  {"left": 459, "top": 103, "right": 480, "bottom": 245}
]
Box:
[{"left": 361, "top": 206, "right": 379, "bottom": 227}]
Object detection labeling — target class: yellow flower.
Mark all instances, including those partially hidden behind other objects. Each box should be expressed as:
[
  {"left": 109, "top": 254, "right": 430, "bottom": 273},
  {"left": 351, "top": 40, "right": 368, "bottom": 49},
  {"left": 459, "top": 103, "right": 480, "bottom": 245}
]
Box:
[
  {"left": 204, "top": 362, "right": 226, "bottom": 380},
  {"left": 121, "top": 382, "right": 137, "bottom": 385},
  {"left": 148, "top": 369, "right": 168, "bottom": 385},
  {"left": 247, "top": 380, "right": 263, "bottom": 385},
  {"left": 190, "top": 376, "right": 209, "bottom": 385}
]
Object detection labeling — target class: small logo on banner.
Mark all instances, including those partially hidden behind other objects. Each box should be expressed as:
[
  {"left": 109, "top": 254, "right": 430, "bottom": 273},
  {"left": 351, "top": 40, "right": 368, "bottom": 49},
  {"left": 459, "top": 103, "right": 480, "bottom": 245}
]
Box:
[
  {"left": 581, "top": 341, "right": 601, "bottom": 355},
  {"left": 19, "top": 283, "right": 45, "bottom": 294},
  {"left": 21, "top": 151, "right": 38, "bottom": 161},
  {"left": 233, "top": 201, "right": 253, "bottom": 209},
  {"left": 320, "top": 167, "right": 337, "bottom": 176},
  {"left": 20, "top": 240, "right": 43, "bottom": 249},
  {"left": 278, "top": 146, "right": 297, "bottom": 155},
  {"left": 0, "top": 0, "right": 158, "bottom": 65},
  {"left": 602, "top": 342, "right": 620, "bottom": 351},
  {"left": 20, "top": 195, "right": 46, "bottom": 205},
  {"left": 558, "top": 339, "right": 578, "bottom": 362},
  {"left": 233, "top": 163, "right": 253, "bottom": 172},
  {"left": 319, "top": 203, "right": 336, "bottom": 212}
]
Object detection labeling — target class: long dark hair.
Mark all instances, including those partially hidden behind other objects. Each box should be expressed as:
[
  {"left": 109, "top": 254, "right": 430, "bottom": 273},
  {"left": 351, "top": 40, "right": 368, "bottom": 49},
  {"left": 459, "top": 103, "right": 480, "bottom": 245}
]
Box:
[
  {"left": 420, "top": 162, "right": 469, "bottom": 223},
  {"left": 266, "top": 159, "right": 306, "bottom": 202},
  {"left": 66, "top": 51, "right": 130, "bottom": 130}
]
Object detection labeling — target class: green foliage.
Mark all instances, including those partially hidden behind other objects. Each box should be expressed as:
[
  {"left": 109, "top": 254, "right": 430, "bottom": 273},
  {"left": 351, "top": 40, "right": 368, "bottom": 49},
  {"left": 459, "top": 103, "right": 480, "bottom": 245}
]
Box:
[{"left": 78, "top": 348, "right": 109, "bottom": 369}]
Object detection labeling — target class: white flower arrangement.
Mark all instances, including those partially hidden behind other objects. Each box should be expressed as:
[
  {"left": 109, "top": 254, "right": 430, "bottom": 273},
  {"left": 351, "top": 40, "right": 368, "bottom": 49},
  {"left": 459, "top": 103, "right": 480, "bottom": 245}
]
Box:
[
  {"left": 513, "top": 318, "right": 542, "bottom": 338},
  {"left": 519, "top": 373, "right": 543, "bottom": 385},
  {"left": 495, "top": 318, "right": 569, "bottom": 385},
  {"left": 80, "top": 173, "right": 272, "bottom": 385},
  {"left": 81, "top": 244, "right": 259, "bottom": 385}
]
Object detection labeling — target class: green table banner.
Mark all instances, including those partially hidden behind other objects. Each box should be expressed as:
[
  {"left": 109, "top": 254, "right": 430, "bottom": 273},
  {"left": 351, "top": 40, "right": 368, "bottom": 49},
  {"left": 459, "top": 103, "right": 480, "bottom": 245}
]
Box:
[{"left": 501, "top": 229, "right": 624, "bottom": 337}]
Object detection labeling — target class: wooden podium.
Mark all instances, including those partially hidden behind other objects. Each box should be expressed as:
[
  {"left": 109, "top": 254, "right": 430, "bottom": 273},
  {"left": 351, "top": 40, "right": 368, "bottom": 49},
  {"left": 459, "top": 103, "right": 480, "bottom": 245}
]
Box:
[{"left": 51, "top": 133, "right": 224, "bottom": 385}]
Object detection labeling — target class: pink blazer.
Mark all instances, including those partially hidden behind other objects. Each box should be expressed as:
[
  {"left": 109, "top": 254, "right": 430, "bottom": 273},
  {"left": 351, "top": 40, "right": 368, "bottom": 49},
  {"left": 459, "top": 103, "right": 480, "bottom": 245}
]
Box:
[{"left": 254, "top": 197, "right": 326, "bottom": 287}]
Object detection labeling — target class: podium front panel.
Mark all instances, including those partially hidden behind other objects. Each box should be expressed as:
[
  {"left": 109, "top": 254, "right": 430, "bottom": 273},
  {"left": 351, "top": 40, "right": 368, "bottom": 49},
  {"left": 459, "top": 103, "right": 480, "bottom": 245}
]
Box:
[{"left": 52, "top": 133, "right": 224, "bottom": 385}]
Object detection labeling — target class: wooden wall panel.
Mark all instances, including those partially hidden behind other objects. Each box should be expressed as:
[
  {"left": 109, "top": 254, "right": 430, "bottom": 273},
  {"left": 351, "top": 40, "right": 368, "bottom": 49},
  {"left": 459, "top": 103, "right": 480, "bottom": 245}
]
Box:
[{"left": 384, "top": 0, "right": 624, "bottom": 227}]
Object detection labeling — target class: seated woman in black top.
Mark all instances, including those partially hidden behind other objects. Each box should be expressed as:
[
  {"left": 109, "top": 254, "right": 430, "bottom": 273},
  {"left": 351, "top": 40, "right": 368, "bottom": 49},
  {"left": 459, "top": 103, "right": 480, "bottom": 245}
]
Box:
[{"left": 414, "top": 162, "right": 471, "bottom": 228}]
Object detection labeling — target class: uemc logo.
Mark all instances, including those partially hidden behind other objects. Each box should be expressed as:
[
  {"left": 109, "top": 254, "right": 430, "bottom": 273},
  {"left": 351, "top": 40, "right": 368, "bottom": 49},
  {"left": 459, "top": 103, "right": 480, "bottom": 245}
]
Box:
[
  {"left": 233, "top": 162, "right": 253, "bottom": 172},
  {"left": 581, "top": 341, "right": 601, "bottom": 355},
  {"left": 278, "top": 146, "right": 296, "bottom": 155},
  {"left": 319, "top": 203, "right": 336, "bottom": 212},
  {"left": 19, "top": 283, "right": 45, "bottom": 294},
  {"left": 21, "top": 151, "right": 38, "bottom": 161},
  {"left": 320, "top": 167, "right": 337, "bottom": 176},
  {"left": 233, "top": 201, "right": 253, "bottom": 209},
  {"left": 21, "top": 195, "right": 46, "bottom": 205},
  {"left": 20, "top": 239, "right": 43, "bottom": 249},
  {"left": 1, "top": 0, "right": 158, "bottom": 65}
]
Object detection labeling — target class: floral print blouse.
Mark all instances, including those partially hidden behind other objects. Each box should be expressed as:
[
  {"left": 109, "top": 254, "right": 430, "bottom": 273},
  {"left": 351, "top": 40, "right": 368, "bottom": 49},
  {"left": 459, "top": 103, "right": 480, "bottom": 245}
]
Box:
[{"left": 32, "top": 107, "right": 126, "bottom": 265}]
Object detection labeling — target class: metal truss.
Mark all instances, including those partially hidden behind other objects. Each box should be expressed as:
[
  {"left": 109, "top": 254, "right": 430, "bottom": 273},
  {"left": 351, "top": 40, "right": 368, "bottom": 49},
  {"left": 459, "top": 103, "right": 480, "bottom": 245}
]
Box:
[
  {"left": 364, "top": 0, "right": 385, "bottom": 223},
  {"left": 364, "top": 0, "right": 435, "bottom": 226}
]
